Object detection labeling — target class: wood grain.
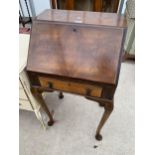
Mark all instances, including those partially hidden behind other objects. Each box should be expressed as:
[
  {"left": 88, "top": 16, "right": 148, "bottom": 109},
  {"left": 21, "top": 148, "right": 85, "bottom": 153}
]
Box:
[
  {"left": 93, "top": 0, "right": 103, "bottom": 12},
  {"left": 36, "top": 9, "right": 126, "bottom": 28},
  {"left": 27, "top": 9, "right": 127, "bottom": 140},
  {"left": 66, "top": 0, "right": 74, "bottom": 10},
  {"left": 39, "top": 76, "right": 102, "bottom": 97},
  {"left": 27, "top": 17, "right": 125, "bottom": 84}
]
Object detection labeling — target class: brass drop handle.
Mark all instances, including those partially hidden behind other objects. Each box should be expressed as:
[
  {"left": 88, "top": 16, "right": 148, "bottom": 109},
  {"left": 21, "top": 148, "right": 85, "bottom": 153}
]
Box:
[
  {"left": 47, "top": 82, "right": 53, "bottom": 89},
  {"left": 86, "top": 88, "right": 91, "bottom": 96},
  {"left": 73, "top": 28, "right": 77, "bottom": 32}
]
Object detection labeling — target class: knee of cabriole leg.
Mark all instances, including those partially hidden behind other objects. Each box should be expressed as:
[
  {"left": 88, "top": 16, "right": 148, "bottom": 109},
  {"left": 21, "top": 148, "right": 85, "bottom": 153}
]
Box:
[{"left": 106, "top": 103, "right": 114, "bottom": 111}]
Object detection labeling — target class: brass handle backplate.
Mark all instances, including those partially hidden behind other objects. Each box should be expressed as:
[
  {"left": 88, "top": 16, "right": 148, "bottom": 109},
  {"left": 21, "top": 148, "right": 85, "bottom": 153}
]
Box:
[
  {"left": 47, "top": 82, "right": 53, "bottom": 89},
  {"left": 86, "top": 88, "right": 91, "bottom": 96}
]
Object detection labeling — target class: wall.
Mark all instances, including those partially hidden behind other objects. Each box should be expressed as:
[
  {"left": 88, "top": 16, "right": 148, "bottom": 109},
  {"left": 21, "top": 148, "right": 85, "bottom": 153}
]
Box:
[
  {"left": 19, "top": 0, "right": 51, "bottom": 17},
  {"left": 32, "top": 0, "right": 51, "bottom": 15}
]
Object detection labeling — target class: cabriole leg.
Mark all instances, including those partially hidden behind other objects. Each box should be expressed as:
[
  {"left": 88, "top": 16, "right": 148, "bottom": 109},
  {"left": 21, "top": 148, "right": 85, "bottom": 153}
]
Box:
[
  {"left": 95, "top": 102, "right": 113, "bottom": 141},
  {"left": 58, "top": 92, "right": 64, "bottom": 99}
]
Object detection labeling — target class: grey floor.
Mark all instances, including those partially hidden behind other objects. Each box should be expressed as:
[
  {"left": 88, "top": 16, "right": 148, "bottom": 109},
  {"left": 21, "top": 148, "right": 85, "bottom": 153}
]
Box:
[{"left": 19, "top": 62, "right": 135, "bottom": 155}]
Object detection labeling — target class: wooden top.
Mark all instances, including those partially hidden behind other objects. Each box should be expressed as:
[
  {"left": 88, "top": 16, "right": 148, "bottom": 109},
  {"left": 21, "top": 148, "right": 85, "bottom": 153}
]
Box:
[
  {"left": 19, "top": 34, "right": 30, "bottom": 73},
  {"left": 36, "top": 9, "right": 126, "bottom": 28},
  {"left": 27, "top": 10, "right": 126, "bottom": 85}
]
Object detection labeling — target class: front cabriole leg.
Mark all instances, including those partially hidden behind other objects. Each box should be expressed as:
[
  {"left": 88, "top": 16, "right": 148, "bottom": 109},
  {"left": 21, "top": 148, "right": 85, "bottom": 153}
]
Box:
[
  {"left": 86, "top": 96, "right": 113, "bottom": 141},
  {"left": 95, "top": 101, "right": 113, "bottom": 140}
]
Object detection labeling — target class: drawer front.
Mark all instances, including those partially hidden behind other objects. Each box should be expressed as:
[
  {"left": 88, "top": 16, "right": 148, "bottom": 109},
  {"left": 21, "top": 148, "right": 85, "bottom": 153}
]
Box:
[
  {"left": 19, "top": 99, "right": 33, "bottom": 111},
  {"left": 39, "top": 77, "right": 102, "bottom": 97},
  {"left": 19, "top": 88, "right": 28, "bottom": 100}
]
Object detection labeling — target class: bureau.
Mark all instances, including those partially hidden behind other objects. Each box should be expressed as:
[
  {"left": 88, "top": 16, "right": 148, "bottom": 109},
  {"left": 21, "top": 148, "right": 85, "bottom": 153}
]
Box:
[{"left": 27, "top": 9, "right": 127, "bottom": 140}]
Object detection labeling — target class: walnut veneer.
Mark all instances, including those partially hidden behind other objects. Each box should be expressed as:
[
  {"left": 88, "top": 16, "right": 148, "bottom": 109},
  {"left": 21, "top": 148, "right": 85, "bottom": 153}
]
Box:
[{"left": 27, "top": 9, "right": 126, "bottom": 140}]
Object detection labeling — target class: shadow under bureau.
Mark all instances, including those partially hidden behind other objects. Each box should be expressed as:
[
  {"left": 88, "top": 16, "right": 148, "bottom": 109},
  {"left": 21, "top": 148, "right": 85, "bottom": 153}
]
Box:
[{"left": 26, "top": 9, "right": 127, "bottom": 141}]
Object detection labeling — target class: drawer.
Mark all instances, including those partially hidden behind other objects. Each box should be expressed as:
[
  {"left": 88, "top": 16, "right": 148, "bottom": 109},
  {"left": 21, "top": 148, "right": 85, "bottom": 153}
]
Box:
[
  {"left": 19, "top": 99, "right": 33, "bottom": 111},
  {"left": 39, "top": 77, "right": 102, "bottom": 97},
  {"left": 19, "top": 88, "right": 28, "bottom": 100}
]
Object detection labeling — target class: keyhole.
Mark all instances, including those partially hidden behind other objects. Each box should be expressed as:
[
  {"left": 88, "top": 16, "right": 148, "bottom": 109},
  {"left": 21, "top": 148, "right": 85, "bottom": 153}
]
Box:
[{"left": 73, "top": 28, "right": 77, "bottom": 32}]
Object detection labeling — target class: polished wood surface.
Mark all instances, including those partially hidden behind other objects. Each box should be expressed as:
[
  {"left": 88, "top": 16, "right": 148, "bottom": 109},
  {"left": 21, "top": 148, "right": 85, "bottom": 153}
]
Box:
[
  {"left": 66, "top": 0, "right": 74, "bottom": 10},
  {"left": 27, "top": 10, "right": 126, "bottom": 85},
  {"left": 27, "top": 9, "right": 126, "bottom": 140},
  {"left": 39, "top": 76, "right": 102, "bottom": 97},
  {"left": 36, "top": 10, "right": 126, "bottom": 27},
  {"left": 50, "top": 0, "right": 57, "bottom": 9},
  {"left": 93, "top": 0, "right": 103, "bottom": 12},
  {"left": 112, "top": 0, "right": 120, "bottom": 12}
]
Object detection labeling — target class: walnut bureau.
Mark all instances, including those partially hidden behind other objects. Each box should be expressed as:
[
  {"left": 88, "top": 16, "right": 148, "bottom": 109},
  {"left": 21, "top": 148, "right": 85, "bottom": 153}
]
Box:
[{"left": 27, "top": 9, "right": 127, "bottom": 140}]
